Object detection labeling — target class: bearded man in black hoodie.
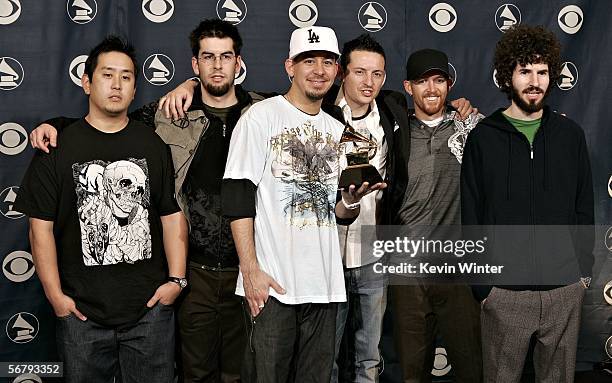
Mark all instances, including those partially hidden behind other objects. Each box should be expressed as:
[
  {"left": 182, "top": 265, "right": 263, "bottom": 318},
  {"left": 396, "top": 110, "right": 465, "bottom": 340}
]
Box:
[{"left": 460, "top": 25, "right": 594, "bottom": 383}]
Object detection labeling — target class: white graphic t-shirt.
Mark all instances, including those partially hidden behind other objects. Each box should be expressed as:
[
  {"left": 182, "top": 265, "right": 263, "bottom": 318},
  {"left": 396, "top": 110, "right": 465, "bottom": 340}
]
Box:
[
  {"left": 224, "top": 95, "right": 347, "bottom": 304},
  {"left": 73, "top": 159, "right": 152, "bottom": 266}
]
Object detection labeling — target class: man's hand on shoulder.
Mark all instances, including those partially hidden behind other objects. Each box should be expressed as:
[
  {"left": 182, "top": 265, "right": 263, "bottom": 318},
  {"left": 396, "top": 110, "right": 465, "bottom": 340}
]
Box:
[
  {"left": 158, "top": 77, "right": 198, "bottom": 120},
  {"left": 450, "top": 98, "right": 478, "bottom": 120},
  {"left": 30, "top": 123, "right": 58, "bottom": 153}
]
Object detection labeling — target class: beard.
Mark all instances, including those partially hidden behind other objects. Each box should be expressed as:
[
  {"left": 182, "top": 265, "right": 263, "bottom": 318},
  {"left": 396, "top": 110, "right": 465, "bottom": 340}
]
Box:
[
  {"left": 415, "top": 91, "right": 445, "bottom": 117},
  {"left": 511, "top": 85, "right": 547, "bottom": 114},
  {"left": 203, "top": 80, "right": 232, "bottom": 97},
  {"left": 305, "top": 89, "right": 326, "bottom": 101}
]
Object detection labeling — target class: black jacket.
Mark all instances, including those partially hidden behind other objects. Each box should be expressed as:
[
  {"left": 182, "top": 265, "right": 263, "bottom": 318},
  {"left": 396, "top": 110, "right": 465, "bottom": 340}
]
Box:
[{"left": 461, "top": 107, "right": 594, "bottom": 300}]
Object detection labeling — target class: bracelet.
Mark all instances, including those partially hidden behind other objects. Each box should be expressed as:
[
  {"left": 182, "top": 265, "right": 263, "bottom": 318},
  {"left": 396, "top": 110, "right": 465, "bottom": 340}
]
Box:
[
  {"left": 189, "top": 76, "right": 201, "bottom": 84},
  {"left": 341, "top": 196, "right": 360, "bottom": 210}
]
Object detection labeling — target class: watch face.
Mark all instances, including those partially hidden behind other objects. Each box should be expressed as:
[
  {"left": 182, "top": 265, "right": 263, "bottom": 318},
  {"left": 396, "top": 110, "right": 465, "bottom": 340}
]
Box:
[{"left": 179, "top": 279, "right": 188, "bottom": 288}]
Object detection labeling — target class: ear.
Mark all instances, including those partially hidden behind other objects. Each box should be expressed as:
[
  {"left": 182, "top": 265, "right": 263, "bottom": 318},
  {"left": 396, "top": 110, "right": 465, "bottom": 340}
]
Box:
[
  {"left": 82, "top": 74, "right": 91, "bottom": 95},
  {"left": 447, "top": 78, "right": 453, "bottom": 91},
  {"left": 191, "top": 56, "right": 199, "bottom": 77},
  {"left": 235, "top": 55, "right": 242, "bottom": 75},
  {"left": 403, "top": 80, "right": 412, "bottom": 96},
  {"left": 285, "top": 58, "right": 295, "bottom": 79}
]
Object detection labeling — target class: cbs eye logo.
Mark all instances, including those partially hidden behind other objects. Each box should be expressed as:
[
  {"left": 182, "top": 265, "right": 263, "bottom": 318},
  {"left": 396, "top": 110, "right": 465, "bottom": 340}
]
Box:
[
  {"left": 142, "top": 0, "right": 174, "bottom": 23},
  {"left": 69, "top": 55, "right": 88, "bottom": 87},
  {"left": 0, "top": 0, "right": 21, "bottom": 25},
  {"left": 12, "top": 374, "right": 42, "bottom": 383},
  {"left": 605, "top": 226, "right": 612, "bottom": 253},
  {"left": 604, "top": 280, "right": 612, "bottom": 305},
  {"left": 289, "top": 0, "right": 317, "bottom": 28},
  {"left": 235, "top": 59, "right": 247, "bottom": 85},
  {"left": 558, "top": 5, "right": 583, "bottom": 34},
  {"left": 448, "top": 62, "right": 457, "bottom": 87},
  {"left": 431, "top": 347, "right": 451, "bottom": 376},
  {"left": 0, "top": 122, "right": 27, "bottom": 156},
  {"left": 429, "top": 3, "right": 457, "bottom": 33},
  {"left": 3, "top": 251, "right": 35, "bottom": 283}
]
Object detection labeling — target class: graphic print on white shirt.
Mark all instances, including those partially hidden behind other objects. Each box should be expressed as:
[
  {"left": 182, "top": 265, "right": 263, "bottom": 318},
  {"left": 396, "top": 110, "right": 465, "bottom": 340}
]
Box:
[
  {"left": 270, "top": 120, "right": 341, "bottom": 228},
  {"left": 72, "top": 159, "right": 151, "bottom": 266}
]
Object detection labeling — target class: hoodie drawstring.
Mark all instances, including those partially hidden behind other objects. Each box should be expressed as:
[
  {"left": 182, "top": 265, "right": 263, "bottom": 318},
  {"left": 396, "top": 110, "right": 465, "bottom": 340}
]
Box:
[
  {"left": 542, "top": 129, "right": 548, "bottom": 191},
  {"left": 507, "top": 132, "right": 512, "bottom": 200}
]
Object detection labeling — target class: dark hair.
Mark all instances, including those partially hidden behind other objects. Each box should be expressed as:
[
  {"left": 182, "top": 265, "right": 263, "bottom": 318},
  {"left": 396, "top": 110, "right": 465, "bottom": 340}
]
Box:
[
  {"left": 189, "top": 18, "right": 243, "bottom": 57},
  {"left": 340, "top": 33, "right": 386, "bottom": 73},
  {"left": 84, "top": 35, "right": 138, "bottom": 81},
  {"left": 494, "top": 25, "right": 561, "bottom": 98}
]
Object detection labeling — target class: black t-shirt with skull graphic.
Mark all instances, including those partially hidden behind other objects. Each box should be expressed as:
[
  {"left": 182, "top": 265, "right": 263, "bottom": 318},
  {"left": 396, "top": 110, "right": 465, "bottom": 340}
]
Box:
[{"left": 15, "top": 118, "right": 180, "bottom": 327}]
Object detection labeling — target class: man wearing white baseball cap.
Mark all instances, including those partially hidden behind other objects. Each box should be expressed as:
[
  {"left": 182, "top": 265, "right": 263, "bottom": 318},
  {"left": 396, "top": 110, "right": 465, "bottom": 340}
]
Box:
[{"left": 221, "top": 26, "right": 385, "bottom": 382}]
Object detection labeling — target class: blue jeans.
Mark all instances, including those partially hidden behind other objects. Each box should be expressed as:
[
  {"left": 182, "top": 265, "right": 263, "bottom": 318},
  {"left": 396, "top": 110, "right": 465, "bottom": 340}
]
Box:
[
  {"left": 332, "top": 263, "right": 387, "bottom": 383},
  {"left": 56, "top": 303, "right": 175, "bottom": 383}
]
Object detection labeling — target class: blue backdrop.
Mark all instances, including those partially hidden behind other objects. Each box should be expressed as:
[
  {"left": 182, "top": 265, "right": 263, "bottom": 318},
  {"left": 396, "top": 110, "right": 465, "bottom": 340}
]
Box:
[{"left": 1, "top": 1, "right": 610, "bottom": 381}]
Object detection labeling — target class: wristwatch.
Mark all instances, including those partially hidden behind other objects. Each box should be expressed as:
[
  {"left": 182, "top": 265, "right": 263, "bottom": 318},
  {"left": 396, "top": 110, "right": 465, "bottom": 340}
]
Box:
[{"left": 168, "top": 276, "right": 188, "bottom": 289}]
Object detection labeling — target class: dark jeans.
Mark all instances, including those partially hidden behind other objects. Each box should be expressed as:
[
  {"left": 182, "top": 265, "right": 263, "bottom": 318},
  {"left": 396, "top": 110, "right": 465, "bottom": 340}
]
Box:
[
  {"left": 242, "top": 297, "right": 338, "bottom": 383},
  {"left": 391, "top": 283, "right": 482, "bottom": 383},
  {"left": 56, "top": 303, "right": 175, "bottom": 383},
  {"left": 177, "top": 263, "right": 244, "bottom": 382}
]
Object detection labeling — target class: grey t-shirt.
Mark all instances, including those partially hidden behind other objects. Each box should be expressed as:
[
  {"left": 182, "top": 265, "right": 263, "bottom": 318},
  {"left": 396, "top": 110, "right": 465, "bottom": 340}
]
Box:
[{"left": 396, "top": 110, "right": 483, "bottom": 226}]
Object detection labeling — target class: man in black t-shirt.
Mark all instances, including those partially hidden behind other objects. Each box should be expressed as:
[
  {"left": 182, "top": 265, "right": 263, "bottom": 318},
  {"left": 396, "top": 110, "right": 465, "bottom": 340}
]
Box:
[
  {"left": 15, "top": 36, "right": 188, "bottom": 383},
  {"left": 28, "top": 20, "right": 264, "bottom": 382}
]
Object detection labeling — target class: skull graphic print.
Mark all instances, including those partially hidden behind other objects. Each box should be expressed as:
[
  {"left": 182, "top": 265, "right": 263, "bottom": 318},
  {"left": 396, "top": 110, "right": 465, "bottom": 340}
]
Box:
[{"left": 73, "top": 158, "right": 152, "bottom": 266}]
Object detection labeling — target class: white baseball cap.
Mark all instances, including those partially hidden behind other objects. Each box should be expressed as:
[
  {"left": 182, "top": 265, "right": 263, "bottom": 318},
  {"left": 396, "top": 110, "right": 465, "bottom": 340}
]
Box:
[{"left": 289, "top": 26, "right": 340, "bottom": 59}]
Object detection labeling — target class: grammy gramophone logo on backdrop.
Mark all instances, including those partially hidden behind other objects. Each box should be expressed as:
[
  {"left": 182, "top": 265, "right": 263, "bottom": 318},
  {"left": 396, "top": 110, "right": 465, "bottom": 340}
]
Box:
[
  {"left": 358, "top": 2, "right": 387, "bottom": 32},
  {"left": 0, "top": 57, "right": 24, "bottom": 91},
  {"left": 6, "top": 312, "right": 39, "bottom": 344},
  {"left": 217, "top": 0, "right": 247, "bottom": 25},
  {"left": 143, "top": 54, "right": 175, "bottom": 86},
  {"left": 66, "top": 0, "right": 97, "bottom": 24},
  {"left": 495, "top": 4, "right": 521, "bottom": 32},
  {"left": 557, "top": 62, "right": 578, "bottom": 90}
]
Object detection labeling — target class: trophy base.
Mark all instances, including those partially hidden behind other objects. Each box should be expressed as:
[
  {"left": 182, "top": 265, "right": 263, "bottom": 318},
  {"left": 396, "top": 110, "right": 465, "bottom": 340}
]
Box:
[{"left": 338, "top": 164, "right": 383, "bottom": 190}]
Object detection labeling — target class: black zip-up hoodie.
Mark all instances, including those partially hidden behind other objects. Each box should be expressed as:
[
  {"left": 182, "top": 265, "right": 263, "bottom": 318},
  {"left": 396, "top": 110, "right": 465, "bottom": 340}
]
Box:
[{"left": 460, "top": 106, "right": 594, "bottom": 301}]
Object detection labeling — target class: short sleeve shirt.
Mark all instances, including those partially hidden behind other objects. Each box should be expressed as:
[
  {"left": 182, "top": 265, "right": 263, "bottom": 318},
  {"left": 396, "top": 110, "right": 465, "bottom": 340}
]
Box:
[
  {"left": 223, "top": 96, "right": 347, "bottom": 304},
  {"left": 14, "top": 119, "right": 180, "bottom": 326}
]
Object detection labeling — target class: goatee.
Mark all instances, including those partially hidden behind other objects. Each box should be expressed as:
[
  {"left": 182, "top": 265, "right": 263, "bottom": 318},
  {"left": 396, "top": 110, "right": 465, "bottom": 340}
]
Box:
[
  {"left": 204, "top": 81, "right": 232, "bottom": 97},
  {"left": 511, "top": 85, "right": 547, "bottom": 114}
]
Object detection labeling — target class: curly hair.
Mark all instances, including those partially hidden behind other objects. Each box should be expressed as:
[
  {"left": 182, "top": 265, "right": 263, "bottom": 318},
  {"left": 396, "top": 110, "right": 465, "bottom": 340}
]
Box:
[{"left": 494, "top": 25, "right": 561, "bottom": 98}]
